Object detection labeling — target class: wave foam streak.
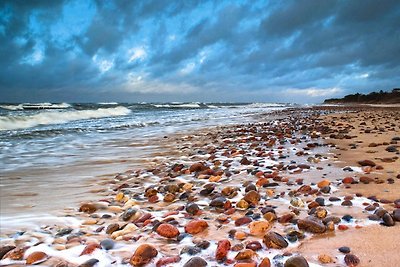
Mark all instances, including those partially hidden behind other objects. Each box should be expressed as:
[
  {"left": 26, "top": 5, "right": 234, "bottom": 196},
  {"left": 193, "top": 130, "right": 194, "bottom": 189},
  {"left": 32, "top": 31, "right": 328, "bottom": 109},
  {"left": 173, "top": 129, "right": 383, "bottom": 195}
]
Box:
[{"left": 0, "top": 106, "right": 131, "bottom": 130}]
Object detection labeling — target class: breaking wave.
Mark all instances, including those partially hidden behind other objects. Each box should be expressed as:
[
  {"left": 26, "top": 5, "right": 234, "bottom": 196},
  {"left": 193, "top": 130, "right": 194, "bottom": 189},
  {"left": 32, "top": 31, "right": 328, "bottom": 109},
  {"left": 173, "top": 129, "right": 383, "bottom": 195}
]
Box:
[{"left": 0, "top": 106, "right": 131, "bottom": 131}]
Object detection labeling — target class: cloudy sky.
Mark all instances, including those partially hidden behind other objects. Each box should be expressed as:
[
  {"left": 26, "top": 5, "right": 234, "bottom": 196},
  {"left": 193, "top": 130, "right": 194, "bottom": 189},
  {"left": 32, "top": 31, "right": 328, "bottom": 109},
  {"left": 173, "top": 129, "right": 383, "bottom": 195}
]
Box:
[{"left": 1, "top": 0, "right": 399, "bottom": 103}]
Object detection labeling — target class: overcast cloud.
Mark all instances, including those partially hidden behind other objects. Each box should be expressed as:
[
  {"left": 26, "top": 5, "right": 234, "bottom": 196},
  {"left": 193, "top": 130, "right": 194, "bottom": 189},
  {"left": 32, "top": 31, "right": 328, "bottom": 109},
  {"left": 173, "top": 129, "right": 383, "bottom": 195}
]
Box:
[{"left": 0, "top": 0, "right": 399, "bottom": 103}]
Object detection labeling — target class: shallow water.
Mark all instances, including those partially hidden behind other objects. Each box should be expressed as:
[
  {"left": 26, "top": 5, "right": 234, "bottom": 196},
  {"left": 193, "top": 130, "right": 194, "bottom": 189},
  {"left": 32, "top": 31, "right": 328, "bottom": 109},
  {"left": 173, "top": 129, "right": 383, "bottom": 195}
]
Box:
[{"left": 0, "top": 102, "right": 290, "bottom": 229}]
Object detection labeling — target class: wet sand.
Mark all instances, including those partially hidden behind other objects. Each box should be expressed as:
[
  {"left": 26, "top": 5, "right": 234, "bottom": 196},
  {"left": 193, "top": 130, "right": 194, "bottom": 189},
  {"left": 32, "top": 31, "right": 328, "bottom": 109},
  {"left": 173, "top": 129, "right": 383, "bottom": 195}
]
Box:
[{"left": 0, "top": 106, "right": 399, "bottom": 267}]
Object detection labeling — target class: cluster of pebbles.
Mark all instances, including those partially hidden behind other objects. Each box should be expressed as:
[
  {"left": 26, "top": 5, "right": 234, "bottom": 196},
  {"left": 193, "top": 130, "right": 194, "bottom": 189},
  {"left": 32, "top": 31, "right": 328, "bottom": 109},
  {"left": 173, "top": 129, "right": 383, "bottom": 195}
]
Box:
[{"left": 1, "top": 107, "right": 399, "bottom": 267}]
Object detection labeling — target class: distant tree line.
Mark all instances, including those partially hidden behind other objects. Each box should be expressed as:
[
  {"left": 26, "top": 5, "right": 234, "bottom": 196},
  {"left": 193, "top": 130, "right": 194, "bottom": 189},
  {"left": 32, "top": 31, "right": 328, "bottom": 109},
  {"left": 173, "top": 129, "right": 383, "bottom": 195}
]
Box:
[{"left": 324, "top": 88, "right": 400, "bottom": 104}]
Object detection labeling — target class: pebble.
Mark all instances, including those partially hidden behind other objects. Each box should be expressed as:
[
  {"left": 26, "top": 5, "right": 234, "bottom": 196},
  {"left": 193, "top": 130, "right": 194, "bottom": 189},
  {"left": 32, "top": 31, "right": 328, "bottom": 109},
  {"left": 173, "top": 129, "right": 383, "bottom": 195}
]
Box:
[
  {"left": 156, "top": 256, "right": 181, "bottom": 267},
  {"left": 259, "top": 257, "right": 271, "bottom": 267},
  {"left": 342, "top": 177, "right": 355, "bottom": 184},
  {"left": 243, "top": 190, "right": 260, "bottom": 205},
  {"left": 235, "top": 216, "right": 252, "bottom": 226},
  {"left": 245, "top": 241, "right": 262, "bottom": 251},
  {"left": 0, "top": 246, "right": 15, "bottom": 260},
  {"left": 263, "top": 231, "right": 288, "bottom": 249},
  {"left": 318, "top": 254, "right": 333, "bottom": 263},
  {"left": 248, "top": 221, "right": 271, "bottom": 235},
  {"left": 79, "top": 203, "right": 97, "bottom": 214},
  {"left": 186, "top": 203, "right": 200, "bottom": 215},
  {"left": 357, "top": 160, "right": 376, "bottom": 167},
  {"left": 284, "top": 255, "right": 309, "bottom": 267},
  {"left": 25, "top": 251, "right": 49, "bottom": 265},
  {"left": 130, "top": 244, "right": 158, "bottom": 266},
  {"left": 339, "top": 246, "right": 351, "bottom": 253},
  {"left": 100, "top": 238, "right": 115, "bottom": 250},
  {"left": 156, "top": 223, "right": 180, "bottom": 238},
  {"left": 234, "top": 249, "right": 255, "bottom": 260},
  {"left": 290, "top": 197, "right": 305, "bottom": 207},
  {"left": 185, "top": 220, "right": 209, "bottom": 234},
  {"left": 80, "top": 243, "right": 100, "bottom": 256},
  {"left": 120, "top": 208, "right": 138, "bottom": 221},
  {"left": 210, "top": 196, "right": 227, "bottom": 208},
  {"left": 216, "top": 239, "right": 231, "bottom": 261},
  {"left": 382, "top": 213, "right": 395, "bottom": 226},
  {"left": 4, "top": 246, "right": 28, "bottom": 260},
  {"left": 183, "top": 256, "right": 207, "bottom": 267},
  {"left": 106, "top": 223, "right": 120, "bottom": 234},
  {"left": 297, "top": 216, "right": 326, "bottom": 233},
  {"left": 341, "top": 200, "right": 353, "bottom": 206},
  {"left": 344, "top": 254, "right": 360, "bottom": 266},
  {"left": 236, "top": 199, "right": 250, "bottom": 209},
  {"left": 317, "top": 180, "right": 330, "bottom": 188},
  {"left": 393, "top": 209, "right": 400, "bottom": 221}
]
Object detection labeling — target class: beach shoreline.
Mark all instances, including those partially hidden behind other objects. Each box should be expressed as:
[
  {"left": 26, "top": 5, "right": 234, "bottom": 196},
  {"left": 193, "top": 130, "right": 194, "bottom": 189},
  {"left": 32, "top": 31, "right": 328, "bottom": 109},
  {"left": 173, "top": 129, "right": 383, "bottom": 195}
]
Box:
[{"left": 0, "top": 106, "right": 399, "bottom": 267}]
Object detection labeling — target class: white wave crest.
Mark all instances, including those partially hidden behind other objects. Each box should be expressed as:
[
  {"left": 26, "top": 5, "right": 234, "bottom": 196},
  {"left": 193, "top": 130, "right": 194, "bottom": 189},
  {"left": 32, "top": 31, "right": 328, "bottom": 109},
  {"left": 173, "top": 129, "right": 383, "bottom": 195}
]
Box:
[
  {"left": 0, "top": 106, "right": 131, "bottom": 130},
  {"left": 0, "top": 104, "right": 24, "bottom": 110},
  {"left": 152, "top": 102, "right": 202, "bottom": 108}
]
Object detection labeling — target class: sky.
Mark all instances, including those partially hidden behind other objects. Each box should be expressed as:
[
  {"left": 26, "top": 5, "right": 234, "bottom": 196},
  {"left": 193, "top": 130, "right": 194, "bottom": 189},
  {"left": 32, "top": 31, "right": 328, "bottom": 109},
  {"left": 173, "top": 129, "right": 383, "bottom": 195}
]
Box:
[{"left": 0, "top": 0, "right": 399, "bottom": 103}]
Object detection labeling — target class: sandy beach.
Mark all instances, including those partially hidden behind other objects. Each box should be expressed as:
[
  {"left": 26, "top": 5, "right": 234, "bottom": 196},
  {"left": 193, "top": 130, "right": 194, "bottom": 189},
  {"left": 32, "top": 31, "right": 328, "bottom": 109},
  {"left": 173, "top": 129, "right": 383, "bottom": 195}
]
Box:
[{"left": 0, "top": 106, "right": 399, "bottom": 267}]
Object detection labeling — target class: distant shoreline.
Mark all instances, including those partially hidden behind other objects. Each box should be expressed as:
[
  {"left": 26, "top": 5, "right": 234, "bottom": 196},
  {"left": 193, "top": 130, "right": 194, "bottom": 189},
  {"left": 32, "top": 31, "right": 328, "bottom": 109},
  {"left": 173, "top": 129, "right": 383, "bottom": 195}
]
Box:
[{"left": 324, "top": 88, "right": 400, "bottom": 104}]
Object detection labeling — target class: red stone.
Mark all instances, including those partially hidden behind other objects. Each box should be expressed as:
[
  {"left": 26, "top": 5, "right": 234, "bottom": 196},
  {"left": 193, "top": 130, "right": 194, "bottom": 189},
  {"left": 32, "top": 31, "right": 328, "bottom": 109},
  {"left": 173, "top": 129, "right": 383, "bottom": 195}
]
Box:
[
  {"left": 216, "top": 239, "right": 231, "bottom": 261},
  {"left": 342, "top": 177, "right": 355, "bottom": 184},
  {"left": 156, "top": 256, "right": 181, "bottom": 267},
  {"left": 184, "top": 220, "right": 209, "bottom": 234},
  {"left": 156, "top": 224, "right": 179, "bottom": 238},
  {"left": 80, "top": 243, "right": 100, "bottom": 256}
]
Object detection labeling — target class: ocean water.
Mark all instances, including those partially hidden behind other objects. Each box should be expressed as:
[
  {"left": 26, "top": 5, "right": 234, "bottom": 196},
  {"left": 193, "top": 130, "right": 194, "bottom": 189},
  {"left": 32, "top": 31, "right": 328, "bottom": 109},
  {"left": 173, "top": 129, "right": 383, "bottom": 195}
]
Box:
[{"left": 0, "top": 102, "right": 291, "bottom": 226}]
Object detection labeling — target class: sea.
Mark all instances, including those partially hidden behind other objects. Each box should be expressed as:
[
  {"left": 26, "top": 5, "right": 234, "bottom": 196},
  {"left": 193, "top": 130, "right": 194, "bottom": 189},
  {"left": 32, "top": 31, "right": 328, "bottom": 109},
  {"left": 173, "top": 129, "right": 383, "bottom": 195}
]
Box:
[{"left": 0, "top": 102, "right": 293, "bottom": 230}]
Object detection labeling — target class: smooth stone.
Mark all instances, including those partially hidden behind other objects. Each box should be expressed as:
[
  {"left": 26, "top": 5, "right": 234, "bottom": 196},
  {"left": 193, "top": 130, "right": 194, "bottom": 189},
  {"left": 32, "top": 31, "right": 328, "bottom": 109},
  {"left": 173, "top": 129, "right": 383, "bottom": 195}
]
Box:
[
  {"left": 183, "top": 257, "right": 207, "bottom": 267},
  {"left": 246, "top": 241, "right": 262, "bottom": 251},
  {"left": 186, "top": 203, "right": 200, "bottom": 215},
  {"left": 0, "top": 246, "right": 16, "bottom": 260},
  {"left": 243, "top": 190, "right": 261, "bottom": 205},
  {"left": 25, "top": 251, "right": 49, "bottom": 265},
  {"left": 130, "top": 244, "right": 158, "bottom": 266},
  {"left": 234, "top": 249, "right": 255, "bottom": 260},
  {"left": 382, "top": 213, "right": 395, "bottom": 226},
  {"left": 156, "top": 223, "right": 180, "bottom": 238},
  {"left": 338, "top": 246, "right": 351, "bottom": 253},
  {"left": 393, "top": 209, "right": 400, "bottom": 221},
  {"left": 79, "top": 203, "right": 97, "bottom": 214},
  {"left": 235, "top": 216, "right": 252, "bottom": 226},
  {"left": 248, "top": 221, "right": 271, "bottom": 235},
  {"left": 342, "top": 215, "right": 353, "bottom": 222},
  {"left": 181, "top": 246, "right": 201, "bottom": 255},
  {"left": 216, "top": 239, "right": 231, "bottom": 261},
  {"left": 263, "top": 231, "right": 288, "bottom": 249},
  {"left": 210, "top": 197, "right": 227, "bottom": 208},
  {"left": 297, "top": 216, "right": 326, "bottom": 233},
  {"left": 341, "top": 200, "right": 353, "bottom": 206},
  {"left": 120, "top": 208, "right": 138, "bottom": 221},
  {"left": 344, "top": 254, "right": 360, "bottom": 266},
  {"left": 284, "top": 256, "right": 309, "bottom": 267},
  {"left": 185, "top": 220, "right": 209, "bottom": 234},
  {"left": 357, "top": 160, "right": 376, "bottom": 167},
  {"left": 318, "top": 254, "right": 333, "bottom": 264},
  {"left": 100, "top": 239, "right": 114, "bottom": 250}
]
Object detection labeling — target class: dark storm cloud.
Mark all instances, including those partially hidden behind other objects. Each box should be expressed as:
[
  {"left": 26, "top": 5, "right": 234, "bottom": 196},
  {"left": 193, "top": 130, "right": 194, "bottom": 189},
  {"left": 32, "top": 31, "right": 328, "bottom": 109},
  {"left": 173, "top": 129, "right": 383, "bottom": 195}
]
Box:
[{"left": 0, "top": 0, "right": 399, "bottom": 103}]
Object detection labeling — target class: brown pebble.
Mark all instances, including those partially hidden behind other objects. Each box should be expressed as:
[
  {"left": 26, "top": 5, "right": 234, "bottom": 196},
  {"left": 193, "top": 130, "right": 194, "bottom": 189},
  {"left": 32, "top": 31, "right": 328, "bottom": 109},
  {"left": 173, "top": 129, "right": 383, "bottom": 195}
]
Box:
[
  {"left": 344, "top": 254, "right": 360, "bottom": 266},
  {"left": 25, "top": 251, "right": 49, "bottom": 265},
  {"left": 130, "top": 244, "right": 158, "bottom": 266},
  {"left": 79, "top": 203, "right": 97, "bottom": 214}
]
